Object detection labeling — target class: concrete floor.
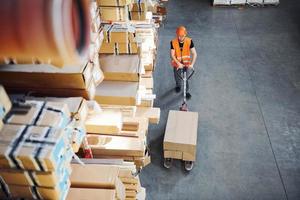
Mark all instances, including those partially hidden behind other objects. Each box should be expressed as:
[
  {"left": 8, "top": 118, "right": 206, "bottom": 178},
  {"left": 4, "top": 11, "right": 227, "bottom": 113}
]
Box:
[{"left": 140, "top": 0, "right": 300, "bottom": 199}]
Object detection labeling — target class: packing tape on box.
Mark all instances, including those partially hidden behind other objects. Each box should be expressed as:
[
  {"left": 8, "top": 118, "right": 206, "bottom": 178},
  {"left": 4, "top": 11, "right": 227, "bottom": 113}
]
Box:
[
  {"left": 4, "top": 100, "right": 70, "bottom": 129},
  {"left": 1, "top": 125, "right": 67, "bottom": 171}
]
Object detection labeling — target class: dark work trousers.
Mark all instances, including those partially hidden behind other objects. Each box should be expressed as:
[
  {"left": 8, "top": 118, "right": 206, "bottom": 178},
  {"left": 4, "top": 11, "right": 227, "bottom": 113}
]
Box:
[{"left": 173, "top": 67, "right": 192, "bottom": 92}]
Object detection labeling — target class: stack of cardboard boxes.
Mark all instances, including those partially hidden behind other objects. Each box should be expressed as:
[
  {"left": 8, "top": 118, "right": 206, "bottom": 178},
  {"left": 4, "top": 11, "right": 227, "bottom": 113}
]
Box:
[
  {"left": 0, "top": 86, "right": 12, "bottom": 132},
  {"left": 0, "top": 0, "right": 167, "bottom": 198},
  {"left": 0, "top": 96, "right": 87, "bottom": 199}
]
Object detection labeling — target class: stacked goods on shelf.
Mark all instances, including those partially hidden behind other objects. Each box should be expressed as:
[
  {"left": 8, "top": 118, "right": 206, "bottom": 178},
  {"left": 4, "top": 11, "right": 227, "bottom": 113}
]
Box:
[
  {"left": 24, "top": 97, "right": 89, "bottom": 153},
  {"left": 0, "top": 2, "right": 103, "bottom": 99},
  {"left": 0, "top": 86, "right": 12, "bottom": 131},
  {"left": 68, "top": 160, "right": 146, "bottom": 200},
  {"left": 213, "top": 0, "right": 279, "bottom": 6},
  {"left": 0, "top": 62, "right": 104, "bottom": 99},
  {"left": 100, "top": 23, "right": 138, "bottom": 54},
  {"left": 130, "top": 0, "right": 154, "bottom": 21},
  {"left": 0, "top": 98, "right": 87, "bottom": 200},
  {"left": 82, "top": 99, "right": 160, "bottom": 169},
  {"left": 96, "top": 0, "right": 133, "bottom": 22}
]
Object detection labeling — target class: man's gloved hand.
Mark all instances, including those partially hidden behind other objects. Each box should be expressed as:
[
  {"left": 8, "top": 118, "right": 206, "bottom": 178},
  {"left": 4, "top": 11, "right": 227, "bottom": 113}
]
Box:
[{"left": 177, "top": 63, "right": 184, "bottom": 69}]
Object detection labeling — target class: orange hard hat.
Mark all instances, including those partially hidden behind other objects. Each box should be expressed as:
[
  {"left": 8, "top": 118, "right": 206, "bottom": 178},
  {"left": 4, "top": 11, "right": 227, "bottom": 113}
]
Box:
[{"left": 176, "top": 26, "right": 187, "bottom": 37}]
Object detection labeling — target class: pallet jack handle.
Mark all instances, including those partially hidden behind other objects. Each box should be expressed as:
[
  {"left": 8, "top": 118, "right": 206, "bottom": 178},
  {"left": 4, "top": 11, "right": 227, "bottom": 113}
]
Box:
[{"left": 176, "top": 66, "right": 195, "bottom": 80}]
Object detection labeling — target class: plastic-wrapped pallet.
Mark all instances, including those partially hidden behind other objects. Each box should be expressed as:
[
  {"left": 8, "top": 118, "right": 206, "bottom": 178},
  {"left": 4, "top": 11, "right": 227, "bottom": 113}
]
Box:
[
  {"left": 213, "top": 0, "right": 230, "bottom": 5},
  {"left": 247, "top": 0, "right": 263, "bottom": 4},
  {"left": 264, "top": 0, "right": 279, "bottom": 4},
  {"left": 231, "top": 0, "right": 246, "bottom": 5}
]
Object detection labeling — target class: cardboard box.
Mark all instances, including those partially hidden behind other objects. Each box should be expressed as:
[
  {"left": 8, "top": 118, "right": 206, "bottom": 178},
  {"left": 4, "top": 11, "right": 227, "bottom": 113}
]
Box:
[
  {"left": 103, "top": 24, "right": 136, "bottom": 43},
  {"left": 163, "top": 110, "right": 198, "bottom": 160},
  {"left": 140, "top": 77, "right": 153, "bottom": 89},
  {"left": 130, "top": 11, "right": 147, "bottom": 21},
  {"left": 164, "top": 150, "right": 183, "bottom": 160},
  {"left": 0, "top": 63, "right": 94, "bottom": 90},
  {"left": 100, "top": 105, "right": 136, "bottom": 118},
  {"left": 92, "top": 53, "right": 105, "bottom": 84},
  {"left": 5, "top": 78, "right": 96, "bottom": 100},
  {"left": 5, "top": 100, "right": 70, "bottom": 129},
  {"left": 230, "top": 0, "right": 246, "bottom": 4},
  {"left": 0, "top": 164, "right": 71, "bottom": 187},
  {"left": 86, "top": 134, "right": 145, "bottom": 157},
  {"left": 66, "top": 188, "right": 117, "bottom": 200},
  {"left": 85, "top": 111, "right": 123, "bottom": 134},
  {"left": 94, "top": 81, "right": 139, "bottom": 106},
  {"left": 0, "top": 85, "right": 12, "bottom": 119},
  {"left": 6, "top": 177, "right": 70, "bottom": 200},
  {"left": 100, "top": 42, "right": 139, "bottom": 54},
  {"left": 38, "top": 97, "right": 89, "bottom": 122},
  {"left": 100, "top": 54, "right": 141, "bottom": 82},
  {"left": 131, "top": 2, "right": 148, "bottom": 12},
  {"left": 0, "top": 124, "right": 68, "bottom": 171},
  {"left": 97, "top": 0, "right": 132, "bottom": 6},
  {"left": 70, "top": 164, "right": 120, "bottom": 189},
  {"left": 182, "top": 152, "right": 196, "bottom": 161},
  {"left": 135, "top": 107, "right": 160, "bottom": 124},
  {"left": 99, "top": 6, "right": 130, "bottom": 22}
]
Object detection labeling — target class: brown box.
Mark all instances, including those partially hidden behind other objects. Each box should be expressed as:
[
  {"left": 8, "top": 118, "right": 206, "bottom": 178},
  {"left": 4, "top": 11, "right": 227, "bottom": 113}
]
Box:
[
  {"left": 99, "top": 6, "right": 130, "bottom": 22},
  {"left": 5, "top": 100, "right": 70, "bottom": 128},
  {"left": 0, "top": 63, "right": 94, "bottom": 90},
  {"left": 86, "top": 134, "right": 145, "bottom": 157},
  {"left": 135, "top": 107, "right": 160, "bottom": 124},
  {"left": 66, "top": 188, "right": 117, "bottom": 200},
  {"left": 103, "top": 24, "right": 136, "bottom": 43},
  {"left": 70, "top": 163, "right": 120, "bottom": 189},
  {"left": 131, "top": 2, "right": 147, "bottom": 12},
  {"left": 163, "top": 110, "right": 198, "bottom": 160},
  {"left": 0, "top": 167, "right": 67, "bottom": 187},
  {"left": 38, "top": 97, "right": 89, "bottom": 122},
  {"left": 0, "top": 85, "right": 12, "bottom": 119},
  {"left": 97, "top": 0, "right": 132, "bottom": 6},
  {"left": 94, "top": 81, "right": 139, "bottom": 106},
  {"left": 85, "top": 111, "right": 123, "bottom": 134},
  {"left": 100, "top": 54, "right": 141, "bottom": 82},
  {"left": 0, "top": 124, "right": 67, "bottom": 171},
  {"left": 164, "top": 150, "right": 183, "bottom": 160},
  {"left": 7, "top": 183, "right": 70, "bottom": 200},
  {"left": 100, "top": 42, "right": 139, "bottom": 54},
  {"left": 130, "top": 11, "right": 147, "bottom": 21},
  {"left": 5, "top": 78, "right": 96, "bottom": 100}
]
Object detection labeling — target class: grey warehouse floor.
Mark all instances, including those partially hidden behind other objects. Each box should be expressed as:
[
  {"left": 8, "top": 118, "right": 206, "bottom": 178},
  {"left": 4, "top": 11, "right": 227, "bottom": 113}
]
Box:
[{"left": 140, "top": 0, "right": 300, "bottom": 199}]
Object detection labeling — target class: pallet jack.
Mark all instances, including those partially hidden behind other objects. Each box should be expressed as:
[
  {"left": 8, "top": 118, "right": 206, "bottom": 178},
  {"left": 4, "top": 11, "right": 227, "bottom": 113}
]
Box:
[{"left": 163, "top": 66, "right": 196, "bottom": 171}]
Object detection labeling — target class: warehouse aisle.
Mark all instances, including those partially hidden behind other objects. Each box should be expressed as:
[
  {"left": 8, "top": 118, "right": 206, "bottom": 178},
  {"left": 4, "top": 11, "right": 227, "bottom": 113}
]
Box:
[{"left": 140, "top": 0, "right": 300, "bottom": 199}]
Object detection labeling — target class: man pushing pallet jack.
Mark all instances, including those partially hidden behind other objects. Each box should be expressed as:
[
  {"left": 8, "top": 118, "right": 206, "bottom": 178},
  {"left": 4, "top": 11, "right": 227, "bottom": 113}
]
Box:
[{"left": 163, "top": 26, "right": 199, "bottom": 171}]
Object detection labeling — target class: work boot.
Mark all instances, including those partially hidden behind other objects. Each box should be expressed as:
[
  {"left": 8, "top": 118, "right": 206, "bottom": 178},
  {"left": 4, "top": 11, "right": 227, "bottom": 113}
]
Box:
[
  {"left": 175, "top": 86, "right": 181, "bottom": 93},
  {"left": 186, "top": 92, "right": 192, "bottom": 99},
  {"left": 184, "top": 161, "right": 194, "bottom": 171}
]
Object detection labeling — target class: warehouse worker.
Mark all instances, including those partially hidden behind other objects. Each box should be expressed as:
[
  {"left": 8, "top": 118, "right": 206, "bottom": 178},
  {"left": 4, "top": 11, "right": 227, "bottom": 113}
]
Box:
[{"left": 170, "top": 26, "right": 197, "bottom": 99}]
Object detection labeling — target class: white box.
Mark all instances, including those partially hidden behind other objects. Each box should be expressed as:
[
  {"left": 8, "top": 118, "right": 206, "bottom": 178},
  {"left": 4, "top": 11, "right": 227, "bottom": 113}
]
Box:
[
  {"left": 247, "top": 0, "right": 263, "bottom": 4},
  {"left": 213, "top": 0, "right": 230, "bottom": 5},
  {"left": 264, "top": 0, "right": 279, "bottom": 4},
  {"left": 231, "top": 0, "right": 246, "bottom": 4}
]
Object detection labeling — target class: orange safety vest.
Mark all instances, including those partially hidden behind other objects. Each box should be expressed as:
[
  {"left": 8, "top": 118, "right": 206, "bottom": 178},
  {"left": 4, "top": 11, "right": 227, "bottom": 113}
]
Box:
[{"left": 171, "top": 37, "right": 192, "bottom": 68}]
